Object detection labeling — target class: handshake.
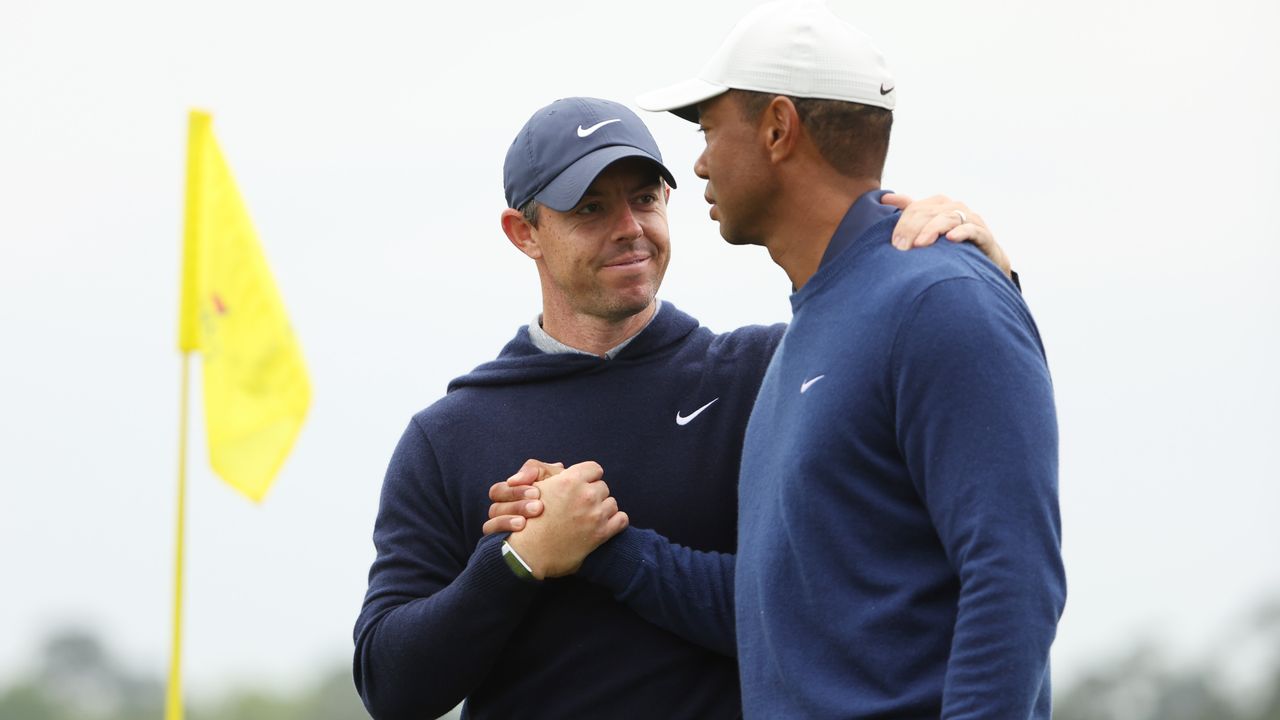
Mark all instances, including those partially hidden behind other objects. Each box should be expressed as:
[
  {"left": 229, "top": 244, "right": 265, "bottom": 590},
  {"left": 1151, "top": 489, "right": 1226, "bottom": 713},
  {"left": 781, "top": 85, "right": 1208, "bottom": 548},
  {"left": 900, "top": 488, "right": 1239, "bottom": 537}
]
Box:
[{"left": 483, "top": 460, "right": 630, "bottom": 580}]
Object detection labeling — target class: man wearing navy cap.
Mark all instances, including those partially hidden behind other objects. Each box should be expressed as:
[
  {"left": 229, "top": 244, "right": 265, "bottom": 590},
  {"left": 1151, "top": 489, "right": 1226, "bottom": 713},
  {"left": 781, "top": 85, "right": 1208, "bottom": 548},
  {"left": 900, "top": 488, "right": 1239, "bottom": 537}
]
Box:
[{"left": 353, "top": 95, "right": 1012, "bottom": 719}]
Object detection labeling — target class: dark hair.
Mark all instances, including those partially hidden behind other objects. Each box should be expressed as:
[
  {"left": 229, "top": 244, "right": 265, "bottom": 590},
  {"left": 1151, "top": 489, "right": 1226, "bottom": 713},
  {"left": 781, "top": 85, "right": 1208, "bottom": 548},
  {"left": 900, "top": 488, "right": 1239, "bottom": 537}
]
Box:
[
  {"left": 732, "top": 90, "right": 893, "bottom": 180},
  {"left": 519, "top": 198, "right": 542, "bottom": 228}
]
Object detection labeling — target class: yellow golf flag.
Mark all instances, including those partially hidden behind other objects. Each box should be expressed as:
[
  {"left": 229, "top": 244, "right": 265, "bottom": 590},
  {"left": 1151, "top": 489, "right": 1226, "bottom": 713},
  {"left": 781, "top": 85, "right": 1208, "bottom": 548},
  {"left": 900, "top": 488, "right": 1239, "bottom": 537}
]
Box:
[{"left": 177, "top": 110, "right": 311, "bottom": 502}]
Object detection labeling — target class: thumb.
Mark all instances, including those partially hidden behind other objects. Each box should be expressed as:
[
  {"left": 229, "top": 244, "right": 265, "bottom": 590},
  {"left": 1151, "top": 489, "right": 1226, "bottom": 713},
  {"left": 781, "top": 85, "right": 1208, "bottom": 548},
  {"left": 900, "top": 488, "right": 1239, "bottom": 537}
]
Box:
[
  {"left": 509, "top": 459, "right": 563, "bottom": 486},
  {"left": 880, "top": 192, "right": 912, "bottom": 210}
]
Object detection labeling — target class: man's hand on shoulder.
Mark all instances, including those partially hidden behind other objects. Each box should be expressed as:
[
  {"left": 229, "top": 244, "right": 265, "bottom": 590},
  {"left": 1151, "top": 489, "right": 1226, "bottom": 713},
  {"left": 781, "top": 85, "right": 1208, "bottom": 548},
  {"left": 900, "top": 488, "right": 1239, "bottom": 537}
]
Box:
[
  {"left": 882, "top": 193, "right": 1013, "bottom": 280},
  {"left": 502, "top": 461, "right": 629, "bottom": 580}
]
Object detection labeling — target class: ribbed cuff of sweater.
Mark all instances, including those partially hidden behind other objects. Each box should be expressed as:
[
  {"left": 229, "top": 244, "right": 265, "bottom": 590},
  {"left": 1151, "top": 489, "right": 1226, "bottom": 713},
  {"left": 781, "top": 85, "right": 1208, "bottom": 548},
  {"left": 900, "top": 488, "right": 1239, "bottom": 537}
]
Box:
[
  {"left": 577, "top": 527, "right": 654, "bottom": 596},
  {"left": 458, "top": 533, "right": 544, "bottom": 601}
]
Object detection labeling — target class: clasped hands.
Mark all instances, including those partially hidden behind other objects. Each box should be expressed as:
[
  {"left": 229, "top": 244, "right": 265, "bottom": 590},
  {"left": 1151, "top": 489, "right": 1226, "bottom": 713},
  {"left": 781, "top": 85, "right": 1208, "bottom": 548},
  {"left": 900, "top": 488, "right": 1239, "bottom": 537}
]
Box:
[{"left": 484, "top": 459, "right": 629, "bottom": 580}]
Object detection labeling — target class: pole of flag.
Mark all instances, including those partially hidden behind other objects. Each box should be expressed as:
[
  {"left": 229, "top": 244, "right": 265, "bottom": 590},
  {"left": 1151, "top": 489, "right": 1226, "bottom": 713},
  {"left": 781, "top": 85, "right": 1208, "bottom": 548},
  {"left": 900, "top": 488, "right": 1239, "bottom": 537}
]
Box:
[
  {"left": 167, "top": 109, "right": 207, "bottom": 720},
  {"left": 166, "top": 352, "right": 191, "bottom": 720}
]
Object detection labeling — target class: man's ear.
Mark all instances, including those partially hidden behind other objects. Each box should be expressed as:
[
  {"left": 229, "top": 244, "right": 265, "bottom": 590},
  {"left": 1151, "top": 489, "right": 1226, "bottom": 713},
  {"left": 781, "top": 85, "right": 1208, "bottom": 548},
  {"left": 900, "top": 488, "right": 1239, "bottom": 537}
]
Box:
[
  {"left": 761, "top": 95, "right": 801, "bottom": 164},
  {"left": 501, "top": 208, "right": 542, "bottom": 259}
]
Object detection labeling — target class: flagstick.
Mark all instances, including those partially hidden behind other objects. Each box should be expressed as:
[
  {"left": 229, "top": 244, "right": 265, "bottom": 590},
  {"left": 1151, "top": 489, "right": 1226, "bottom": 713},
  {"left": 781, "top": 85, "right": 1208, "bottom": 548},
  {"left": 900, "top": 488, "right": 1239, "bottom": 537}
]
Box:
[{"left": 166, "top": 351, "right": 191, "bottom": 720}]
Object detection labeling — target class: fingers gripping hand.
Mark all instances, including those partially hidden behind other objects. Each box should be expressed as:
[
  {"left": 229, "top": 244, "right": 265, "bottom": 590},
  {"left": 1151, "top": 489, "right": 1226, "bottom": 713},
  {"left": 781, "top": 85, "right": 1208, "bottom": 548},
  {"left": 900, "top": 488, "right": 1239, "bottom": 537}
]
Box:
[
  {"left": 884, "top": 193, "right": 1012, "bottom": 279},
  {"left": 505, "top": 461, "right": 629, "bottom": 579},
  {"left": 482, "top": 460, "right": 564, "bottom": 535},
  {"left": 537, "top": 462, "right": 630, "bottom": 548}
]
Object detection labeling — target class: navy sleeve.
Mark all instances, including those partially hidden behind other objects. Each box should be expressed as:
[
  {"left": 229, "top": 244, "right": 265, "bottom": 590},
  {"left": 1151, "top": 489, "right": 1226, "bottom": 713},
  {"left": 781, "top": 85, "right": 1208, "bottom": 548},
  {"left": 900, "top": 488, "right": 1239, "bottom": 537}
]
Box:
[
  {"left": 353, "top": 418, "right": 540, "bottom": 720},
  {"left": 891, "top": 277, "right": 1066, "bottom": 719},
  {"left": 577, "top": 527, "right": 737, "bottom": 657}
]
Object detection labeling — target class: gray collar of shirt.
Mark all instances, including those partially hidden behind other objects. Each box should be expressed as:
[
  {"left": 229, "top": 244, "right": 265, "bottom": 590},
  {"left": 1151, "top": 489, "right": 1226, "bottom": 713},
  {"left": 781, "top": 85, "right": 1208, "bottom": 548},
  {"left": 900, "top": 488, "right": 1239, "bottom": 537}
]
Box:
[{"left": 527, "top": 300, "right": 663, "bottom": 359}]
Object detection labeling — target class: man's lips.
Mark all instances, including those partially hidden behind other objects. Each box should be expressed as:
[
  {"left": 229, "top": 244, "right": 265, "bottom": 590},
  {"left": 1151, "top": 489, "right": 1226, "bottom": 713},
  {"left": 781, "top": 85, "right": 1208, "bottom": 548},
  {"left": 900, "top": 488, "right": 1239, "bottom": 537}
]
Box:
[{"left": 603, "top": 253, "right": 651, "bottom": 269}]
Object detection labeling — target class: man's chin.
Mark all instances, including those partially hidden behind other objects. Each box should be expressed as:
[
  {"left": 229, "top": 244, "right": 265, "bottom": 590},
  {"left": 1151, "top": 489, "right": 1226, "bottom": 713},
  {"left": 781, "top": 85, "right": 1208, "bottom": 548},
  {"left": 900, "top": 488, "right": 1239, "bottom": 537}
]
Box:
[
  {"left": 600, "top": 289, "right": 658, "bottom": 321},
  {"left": 719, "top": 226, "right": 754, "bottom": 246}
]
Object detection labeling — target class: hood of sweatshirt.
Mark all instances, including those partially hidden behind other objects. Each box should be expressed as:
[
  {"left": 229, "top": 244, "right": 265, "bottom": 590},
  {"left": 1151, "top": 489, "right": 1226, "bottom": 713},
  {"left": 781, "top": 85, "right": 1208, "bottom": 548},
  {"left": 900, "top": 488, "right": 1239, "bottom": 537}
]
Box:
[{"left": 446, "top": 301, "right": 701, "bottom": 392}]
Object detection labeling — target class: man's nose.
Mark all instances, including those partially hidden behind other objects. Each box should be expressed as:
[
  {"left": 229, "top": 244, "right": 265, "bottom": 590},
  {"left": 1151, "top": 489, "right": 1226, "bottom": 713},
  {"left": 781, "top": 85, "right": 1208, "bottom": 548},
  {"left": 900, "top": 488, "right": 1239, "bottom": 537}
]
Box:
[
  {"left": 612, "top": 204, "right": 643, "bottom": 240},
  {"left": 694, "top": 149, "right": 709, "bottom": 180}
]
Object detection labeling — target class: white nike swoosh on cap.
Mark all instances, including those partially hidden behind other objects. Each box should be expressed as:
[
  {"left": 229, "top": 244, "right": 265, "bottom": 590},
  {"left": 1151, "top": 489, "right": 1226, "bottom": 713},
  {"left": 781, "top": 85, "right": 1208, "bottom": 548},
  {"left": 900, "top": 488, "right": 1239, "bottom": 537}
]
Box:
[
  {"left": 800, "top": 375, "right": 826, "bottom": 393},
  {"left": 577, "top": 118, "right": 622, "bottom": 137},
  {"left": 675, "top": 397, "right": 719, "bottom": 426}
]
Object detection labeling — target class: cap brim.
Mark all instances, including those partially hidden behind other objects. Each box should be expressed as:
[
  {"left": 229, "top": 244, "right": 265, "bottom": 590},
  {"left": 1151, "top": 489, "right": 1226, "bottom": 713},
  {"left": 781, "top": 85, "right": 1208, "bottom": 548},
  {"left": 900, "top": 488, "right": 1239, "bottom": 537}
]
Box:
[
  {"left": 636, "top": 78, "right": 729, "bottom": 123},
  {"left": 535, "top": 145, "right": 677, "bottom": 212}
]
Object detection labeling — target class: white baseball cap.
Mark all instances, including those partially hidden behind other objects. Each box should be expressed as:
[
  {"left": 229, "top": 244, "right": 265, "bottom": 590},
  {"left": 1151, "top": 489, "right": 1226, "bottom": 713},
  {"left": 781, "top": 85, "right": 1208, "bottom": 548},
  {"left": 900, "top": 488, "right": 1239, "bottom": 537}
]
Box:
[{"left": 637, "top": 0, "right": 896, "bottom": 123}]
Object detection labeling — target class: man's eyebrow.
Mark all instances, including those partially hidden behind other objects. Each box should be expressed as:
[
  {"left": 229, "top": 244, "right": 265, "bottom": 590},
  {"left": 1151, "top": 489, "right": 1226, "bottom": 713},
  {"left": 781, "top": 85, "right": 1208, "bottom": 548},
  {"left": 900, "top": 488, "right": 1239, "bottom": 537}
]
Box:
[
  {"left": 580, "top": 179, "right": 662, "bottom": 199},
  {"left": 630, "top": 179, "right": 662, "bottom": 193}
]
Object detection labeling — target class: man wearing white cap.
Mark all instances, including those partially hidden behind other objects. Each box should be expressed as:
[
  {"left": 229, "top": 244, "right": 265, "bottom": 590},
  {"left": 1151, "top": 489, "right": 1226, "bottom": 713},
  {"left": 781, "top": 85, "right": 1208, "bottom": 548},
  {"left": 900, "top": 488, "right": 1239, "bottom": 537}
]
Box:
[{"left": 628, "top": 1, "right": 1066, "bottom": 717}]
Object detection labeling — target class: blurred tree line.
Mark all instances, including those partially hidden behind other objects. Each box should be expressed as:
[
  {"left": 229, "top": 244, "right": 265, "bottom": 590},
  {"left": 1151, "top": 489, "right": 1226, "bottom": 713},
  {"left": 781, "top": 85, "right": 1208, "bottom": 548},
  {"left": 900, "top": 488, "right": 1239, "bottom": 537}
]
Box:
[
  {"left": 1055, "top": 597, "right": 1280, "bottom": 720},
  {"left": 2, "top": 599, "right": 1278, "bottom": 720},
  {"left": 0, "top": 628, "right": 372, "bottom": 720}
]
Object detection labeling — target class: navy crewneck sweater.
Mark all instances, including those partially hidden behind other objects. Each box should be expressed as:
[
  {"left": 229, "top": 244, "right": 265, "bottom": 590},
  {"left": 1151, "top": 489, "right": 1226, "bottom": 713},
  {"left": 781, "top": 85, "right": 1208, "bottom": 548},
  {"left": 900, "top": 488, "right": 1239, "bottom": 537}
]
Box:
[
  {"left": 354, "top": 302, "right": 784, "bottom": 719},
  {"left": 737, "top": 206, "right": 1065, "bottom": 717}
]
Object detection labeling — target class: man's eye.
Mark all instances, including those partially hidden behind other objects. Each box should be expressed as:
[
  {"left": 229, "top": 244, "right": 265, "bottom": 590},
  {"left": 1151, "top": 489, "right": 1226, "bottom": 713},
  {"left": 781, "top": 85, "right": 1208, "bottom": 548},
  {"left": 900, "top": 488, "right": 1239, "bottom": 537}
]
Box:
[
  {"left": 636, "top": 194, "right": 657, "bottom": 205},
  {"left": 577, "top": 202, "right": 602, "bottom": 215}
]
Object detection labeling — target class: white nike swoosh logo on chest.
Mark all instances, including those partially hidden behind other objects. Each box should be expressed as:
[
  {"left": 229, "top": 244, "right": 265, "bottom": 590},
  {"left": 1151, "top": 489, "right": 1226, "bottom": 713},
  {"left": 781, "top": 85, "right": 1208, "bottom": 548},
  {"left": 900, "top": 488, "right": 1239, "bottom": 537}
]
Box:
[
  {"left": 675, "top": 397, "right": 719, "bottom": 426},
  {"left": 577, "top": 118, "right": 622, "bottom": 137},
  {"left": 800, "top": 375, "right": 826, "bottom": 393}
]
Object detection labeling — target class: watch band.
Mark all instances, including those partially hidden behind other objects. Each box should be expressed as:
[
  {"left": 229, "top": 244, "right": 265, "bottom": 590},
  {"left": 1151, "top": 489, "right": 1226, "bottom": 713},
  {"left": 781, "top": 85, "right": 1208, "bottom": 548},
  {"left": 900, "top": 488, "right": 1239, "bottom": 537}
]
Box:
[{"left": 501, "top": 540, "right": 537, "bottom": 582}]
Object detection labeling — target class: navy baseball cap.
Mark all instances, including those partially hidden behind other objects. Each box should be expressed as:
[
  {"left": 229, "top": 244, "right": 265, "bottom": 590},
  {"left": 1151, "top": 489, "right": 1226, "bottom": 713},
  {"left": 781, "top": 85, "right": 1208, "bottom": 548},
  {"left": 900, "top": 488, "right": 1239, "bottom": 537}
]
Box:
[{"left": 503, "top": 97, "right": 677, "bottom": 212}]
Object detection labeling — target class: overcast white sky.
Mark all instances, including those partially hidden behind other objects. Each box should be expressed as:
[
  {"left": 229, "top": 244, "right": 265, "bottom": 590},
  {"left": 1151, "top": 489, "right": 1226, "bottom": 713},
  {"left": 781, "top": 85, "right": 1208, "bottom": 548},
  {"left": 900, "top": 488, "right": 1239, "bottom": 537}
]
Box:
[{"left": 2, "top": 0, "right": 1277, "bottom": 701}]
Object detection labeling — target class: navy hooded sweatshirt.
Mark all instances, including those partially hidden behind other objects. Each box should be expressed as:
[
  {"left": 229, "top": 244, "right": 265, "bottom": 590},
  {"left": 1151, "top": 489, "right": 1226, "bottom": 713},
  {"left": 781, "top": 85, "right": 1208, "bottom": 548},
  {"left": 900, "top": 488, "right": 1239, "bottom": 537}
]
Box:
[{"left": 354, "top": 302, "right": 784, "bottom": 719}]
